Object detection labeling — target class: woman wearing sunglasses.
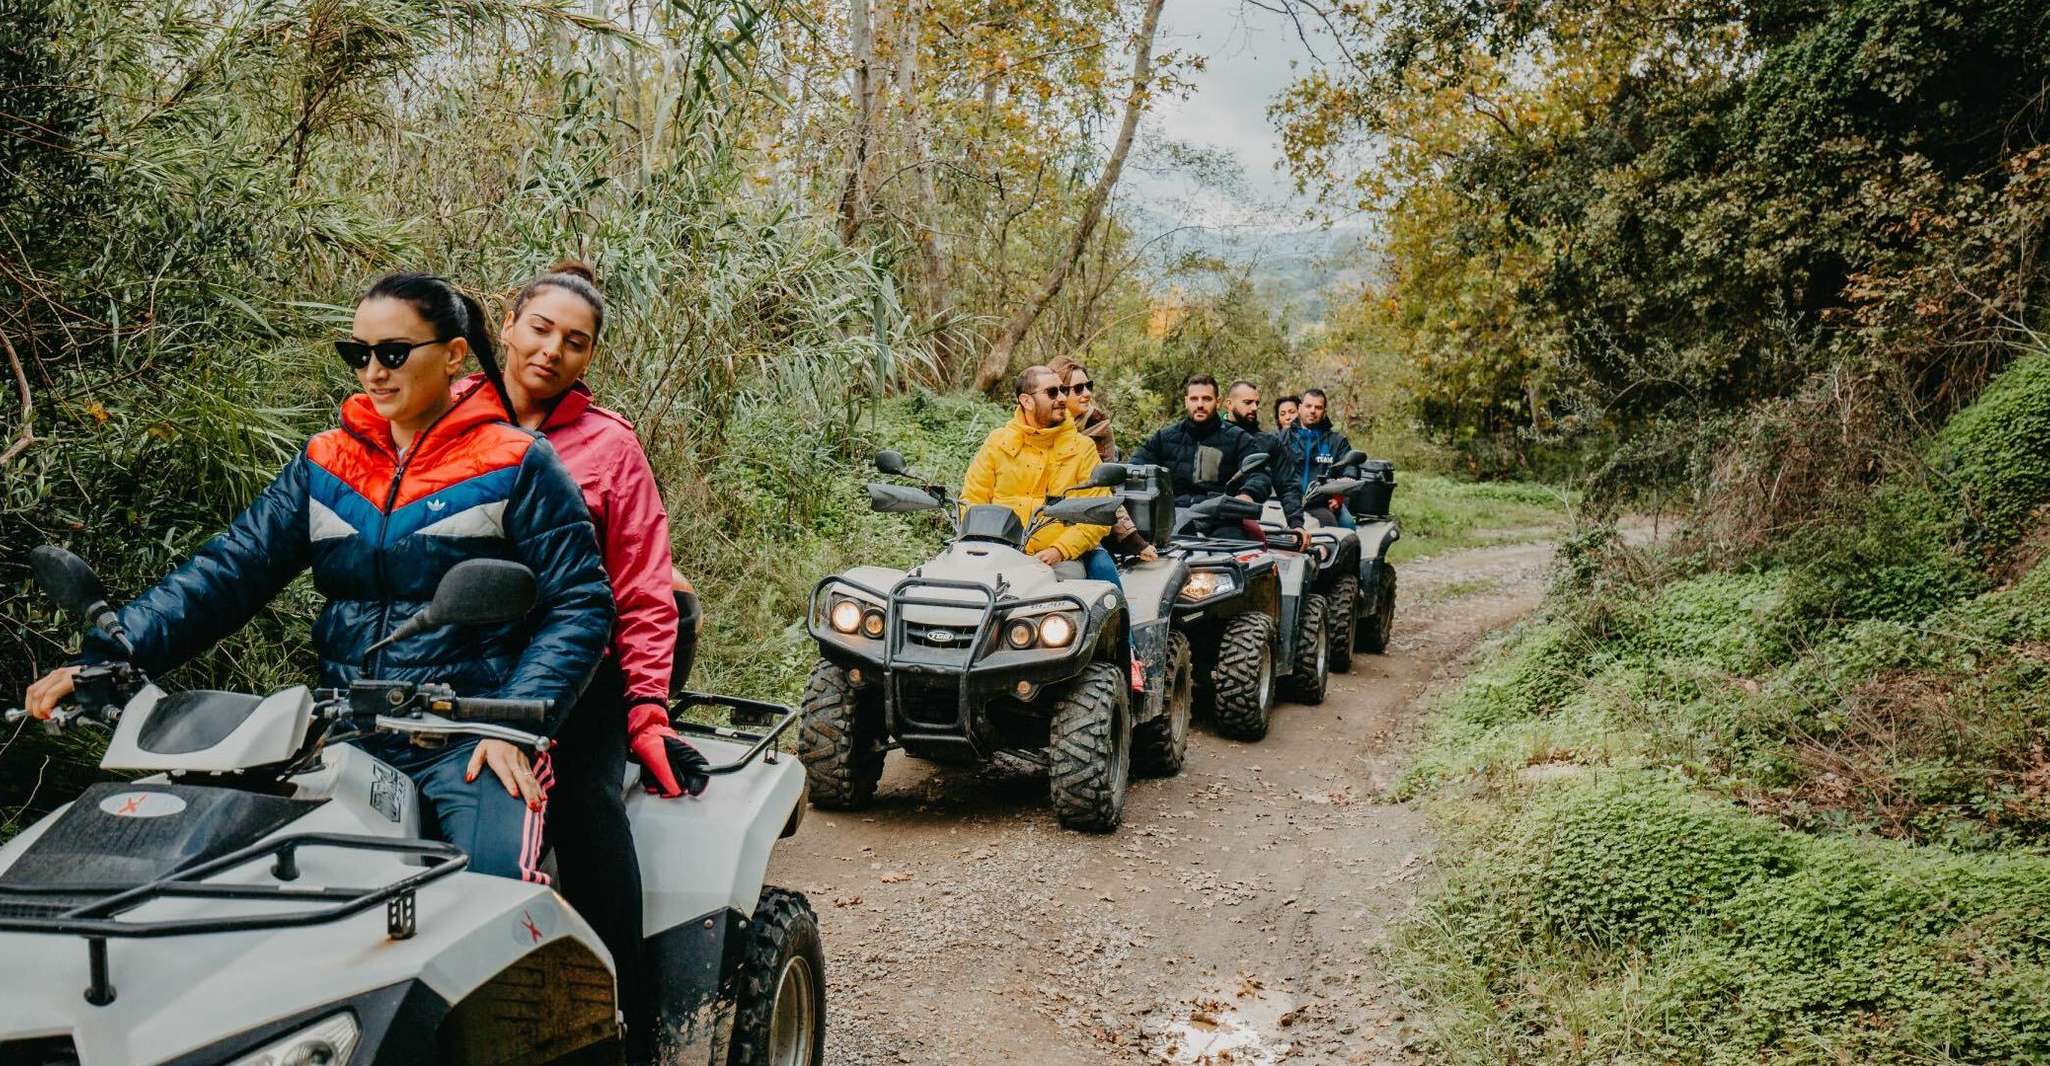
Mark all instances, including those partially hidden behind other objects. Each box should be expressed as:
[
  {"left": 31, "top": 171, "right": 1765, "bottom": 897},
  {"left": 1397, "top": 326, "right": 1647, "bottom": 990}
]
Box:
[
  {"left": 23, "top": 272, "right": 615, "bottom": 886},
  {"left": 1050, "top": 355, "right": 1156, "bottom": 563},
  {"left": 462, "top": 260, "right": 704, "bottom": 1062}
]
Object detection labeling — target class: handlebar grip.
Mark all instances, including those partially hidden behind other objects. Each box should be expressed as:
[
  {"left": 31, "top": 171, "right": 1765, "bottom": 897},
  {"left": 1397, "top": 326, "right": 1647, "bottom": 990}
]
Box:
[{"left": 446, "top": 697, "right": 551, "bottom": 725}]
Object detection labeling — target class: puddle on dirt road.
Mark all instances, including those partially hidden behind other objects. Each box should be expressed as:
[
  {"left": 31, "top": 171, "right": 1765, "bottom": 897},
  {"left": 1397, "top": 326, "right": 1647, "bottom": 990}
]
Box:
[{"left": 1150, "top": 979, "right": 1297, "bottom": 1065}]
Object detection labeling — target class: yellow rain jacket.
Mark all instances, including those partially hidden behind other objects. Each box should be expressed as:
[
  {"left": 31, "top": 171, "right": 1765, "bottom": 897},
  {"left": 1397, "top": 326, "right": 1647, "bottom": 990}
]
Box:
[{"left": 961, "top": 414, "right": 1111, "bottom": 561}]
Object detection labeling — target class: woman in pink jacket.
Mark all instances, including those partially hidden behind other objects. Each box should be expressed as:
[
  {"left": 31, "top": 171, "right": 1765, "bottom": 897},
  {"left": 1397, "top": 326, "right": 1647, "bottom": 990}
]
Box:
[{"left": 475, "top": 260, "right": 703, "bottom": 1061}]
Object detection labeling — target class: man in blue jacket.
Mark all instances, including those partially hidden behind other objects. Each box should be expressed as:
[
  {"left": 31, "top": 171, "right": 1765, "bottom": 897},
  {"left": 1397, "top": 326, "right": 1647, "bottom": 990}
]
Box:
[{"left": 1291, "top": 388, "right": 1359, "bottom": 528}]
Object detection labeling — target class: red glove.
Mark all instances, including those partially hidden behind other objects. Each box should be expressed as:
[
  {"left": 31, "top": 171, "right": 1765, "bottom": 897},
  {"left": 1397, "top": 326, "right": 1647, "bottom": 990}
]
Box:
[{"left": 626, "top": 701, "right": 711, "bottom": 798}]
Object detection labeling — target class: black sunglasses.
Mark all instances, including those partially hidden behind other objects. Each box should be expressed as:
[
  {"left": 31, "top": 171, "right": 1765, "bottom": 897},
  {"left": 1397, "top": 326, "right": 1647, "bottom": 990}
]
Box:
[
  {"left": 1070, "top": 379, "right": 1094, "bottom": 393},
  {"left": 1034, "top": 384, "right": 1073, "bottom": 400},
  {"left": 335, "top": 337, "right": 447, "bottom": 371}
]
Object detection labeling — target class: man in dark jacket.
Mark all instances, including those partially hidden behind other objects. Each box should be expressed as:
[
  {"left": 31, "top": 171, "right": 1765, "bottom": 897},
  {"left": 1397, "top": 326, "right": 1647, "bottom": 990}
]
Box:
[
  {"left": 1132, "top": 373, "right": 1273, "bottom": 507},
  {"left": 1290, "top": 387, "right": 1359, "bottom": 528},
  {"left": 1225, "top": 379, "right": 1311, "bottom": 547}
]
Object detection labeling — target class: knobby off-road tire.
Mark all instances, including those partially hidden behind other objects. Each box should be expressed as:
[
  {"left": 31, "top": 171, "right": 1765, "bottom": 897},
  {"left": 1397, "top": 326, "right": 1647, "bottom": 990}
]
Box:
[
  {"left": 1048, "top": 661, "right": 1133, "bottom": 832},
  {"left": 1327, "top": 574, "right": 1360, "bottom": 674},
  {"left": 1210, "top": 612, "right": 1277, "bottom": 741},
  {"left": 798, "top": 659, "right": 883, "bottom": 809},
  {"left": 725, "top": 888, "right": 827, "bottom": 1066},
  {"left": 1358, "top": 564, "right": 1397, "bottom": 654},
  {"left": 1134, "top": 630, "right": 1194, "bottom": 777},
  {"left": 1285, "top": 593, "right": 1331, "bottom": 705}
]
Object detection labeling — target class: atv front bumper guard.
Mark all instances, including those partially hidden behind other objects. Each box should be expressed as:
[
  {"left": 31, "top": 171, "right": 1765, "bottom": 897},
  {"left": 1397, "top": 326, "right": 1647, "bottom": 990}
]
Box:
[
  {"left": 0, "top": 833, "right": 467, "bottom": 1007},
  {"left": 808, "top": 574, "right": 1099, "bottom": 755}
]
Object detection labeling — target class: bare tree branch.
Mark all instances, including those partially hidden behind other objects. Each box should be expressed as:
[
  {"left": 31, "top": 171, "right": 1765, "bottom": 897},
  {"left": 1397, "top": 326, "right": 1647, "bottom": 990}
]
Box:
[
  {"left": 0, "top": 328, "right": 38, "bottom": 468},
  {"left": 973, "top": 0, "right": 1169, "bottom": 393}
]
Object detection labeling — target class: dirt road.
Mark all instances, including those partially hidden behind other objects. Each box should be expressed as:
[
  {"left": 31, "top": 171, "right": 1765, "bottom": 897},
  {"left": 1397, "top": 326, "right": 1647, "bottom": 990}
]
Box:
[{"left": 767, "top": 539, "right": 1556, "bottom": 1065}]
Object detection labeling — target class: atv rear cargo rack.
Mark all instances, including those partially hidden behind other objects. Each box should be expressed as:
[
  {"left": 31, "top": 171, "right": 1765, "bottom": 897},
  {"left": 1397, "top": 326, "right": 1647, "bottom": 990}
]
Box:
[
  {"left": 668, "top": 692, "right": 802, "bottom": 772},
  {"left": 0, "top": 833, "right": 466, "bottom": 1006}
]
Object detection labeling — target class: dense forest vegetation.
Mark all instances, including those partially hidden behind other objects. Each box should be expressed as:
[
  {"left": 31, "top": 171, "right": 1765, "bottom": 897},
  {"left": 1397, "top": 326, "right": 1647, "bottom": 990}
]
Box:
[{"left": 1269, "top": 0, "right": 2050, "bottom": 1057}]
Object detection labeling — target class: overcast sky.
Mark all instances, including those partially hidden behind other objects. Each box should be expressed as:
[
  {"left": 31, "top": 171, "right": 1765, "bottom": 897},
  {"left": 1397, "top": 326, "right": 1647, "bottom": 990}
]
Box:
[{"left": 1131, "top": 1, "right": 1334, "bottom": 231}]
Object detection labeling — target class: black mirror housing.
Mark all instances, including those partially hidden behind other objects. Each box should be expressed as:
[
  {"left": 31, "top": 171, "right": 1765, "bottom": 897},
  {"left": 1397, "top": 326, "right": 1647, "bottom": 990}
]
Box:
[
  {"left": 875, "top": 450, "right": 909, "bottom": 475},
  {"left": 427, "top": 559, "right": 537, "bottom": 628},
  {"left": 1088, "top": 463, "right": 1130, "bottom": 489},
  {"left": 1337, "top": 449, "right": 1369, "bottom": 469},
  {"left": 29, "top": 546, "right": 110, "bottom": 627},
  {"left": 1239, "top": 452, "right": 1270, "bottom": 474}
]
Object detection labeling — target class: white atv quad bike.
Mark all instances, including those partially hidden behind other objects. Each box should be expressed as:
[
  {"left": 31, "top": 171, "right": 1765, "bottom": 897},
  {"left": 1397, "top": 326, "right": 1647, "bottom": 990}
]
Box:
[
  {"left": 0, "top": 548, "right": 823, "bottom": 1066},
  {"left": 800, "top": 451, "right": 1194, "bottom": 833}
]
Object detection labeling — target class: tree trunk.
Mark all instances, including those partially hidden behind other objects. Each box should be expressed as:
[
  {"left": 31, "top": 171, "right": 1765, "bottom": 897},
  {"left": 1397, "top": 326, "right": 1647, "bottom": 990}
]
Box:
[
  {"left": 838, "top": 0, "right": 877, "bottom": 242},
  {"left": 892, "top": 0, "right": 962, "bottom": 377},
  {"left": 971, "top": 0, "right": 1168, "bottom": 394}
]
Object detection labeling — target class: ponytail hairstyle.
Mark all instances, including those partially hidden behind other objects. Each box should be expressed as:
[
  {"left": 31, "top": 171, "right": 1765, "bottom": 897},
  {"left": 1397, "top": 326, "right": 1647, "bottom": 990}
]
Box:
[
  {"left": 512, "top": 259, "right": 606, "bottom": 340},
  {"left": 360, "top": 272, "right": 512, "bottom": 418}
]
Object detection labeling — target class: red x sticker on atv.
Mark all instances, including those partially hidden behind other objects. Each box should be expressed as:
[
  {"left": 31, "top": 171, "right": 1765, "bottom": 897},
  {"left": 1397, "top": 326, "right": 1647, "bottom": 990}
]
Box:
[
  {"left": 99, "top": 791, "right": 187, "bottom": 819},
  {"left": 512, "top": 907, "right": 553, "bottom": 947}
]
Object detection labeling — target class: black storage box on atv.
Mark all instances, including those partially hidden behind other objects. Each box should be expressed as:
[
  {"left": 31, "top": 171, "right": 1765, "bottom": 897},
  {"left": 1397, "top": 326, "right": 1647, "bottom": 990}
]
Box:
[
  {"left": 1120, "top": 464, "right": 1178, "bottom": 549},
  {"left": 1348, "top": 460, "right": 1396, "bottom": 519}
]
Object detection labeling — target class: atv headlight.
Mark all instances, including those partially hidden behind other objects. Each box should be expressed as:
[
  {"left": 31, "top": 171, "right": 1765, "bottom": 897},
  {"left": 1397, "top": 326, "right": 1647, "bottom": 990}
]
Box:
[
  {"left": 1180, "top": 571, "right": 1234, "bottom": 602},
  {"left": 829, "top": 598, "right": 864, "bottom": 634},
  {"left": 861, "top": 608, "right": 886, "bottom": 638},
  {"left": 227, "top": 1011, "right": 360, "bottom": 1066},
  {"left": 1039, "top": 613, "right": 1078, "bottom": 649},
  {"left": 1005, "top": 619, "right": 1039, "bottom": 649}
]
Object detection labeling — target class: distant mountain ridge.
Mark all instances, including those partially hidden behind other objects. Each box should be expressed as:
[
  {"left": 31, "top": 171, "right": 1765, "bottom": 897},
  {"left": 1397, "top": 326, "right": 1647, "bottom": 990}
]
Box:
[{"left": 1123, "top": 206, "right": 1381, "bottom": 321}]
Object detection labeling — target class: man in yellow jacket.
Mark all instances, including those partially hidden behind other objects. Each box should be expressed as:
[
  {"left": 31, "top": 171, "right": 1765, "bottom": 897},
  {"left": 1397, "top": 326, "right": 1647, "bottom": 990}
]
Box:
[{"left": 962, "top": 364, "right": 1113, "bottom": 568}]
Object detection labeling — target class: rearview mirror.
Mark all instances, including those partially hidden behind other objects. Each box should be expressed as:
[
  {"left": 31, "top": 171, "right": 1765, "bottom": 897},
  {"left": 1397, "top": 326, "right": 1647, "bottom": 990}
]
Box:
[
  {"left": 1087, "top": 463, "right": 1129, "bottom": 489},
  {"left": 426, "top": 559, "right": 537, "bottom": 628},
  {"left": 1337, "top": 449, "right": 1368, "bottom": 469},
  {"left": 867, "top": 482, "right": 943, "bottom": 513},
  {"left": 1044, "top": 496, "right": 1124, "bottom": 526},
  {"left": 1239, "top": 452, "right": 1270, "bottom": 473},
  {"left": 29, "top": 545, "right": 110, "bottom": 628},
  {"left": 875, "top": 450, "right": 909, "bottom": 476},
  {"left": 362, "top": 559, "right": 536, "bottom": 669}
]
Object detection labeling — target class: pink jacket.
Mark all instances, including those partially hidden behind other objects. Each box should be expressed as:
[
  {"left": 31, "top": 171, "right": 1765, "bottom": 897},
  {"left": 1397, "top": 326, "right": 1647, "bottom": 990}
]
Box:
[{"left": 462, "top": 375, "right": 678, "bottom": 706}]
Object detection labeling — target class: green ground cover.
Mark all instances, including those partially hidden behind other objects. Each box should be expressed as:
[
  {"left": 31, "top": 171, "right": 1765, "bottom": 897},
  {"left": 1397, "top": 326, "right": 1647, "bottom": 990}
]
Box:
[{"left": 1391, "top": 353, "right": 2050, "bottom": 1062}]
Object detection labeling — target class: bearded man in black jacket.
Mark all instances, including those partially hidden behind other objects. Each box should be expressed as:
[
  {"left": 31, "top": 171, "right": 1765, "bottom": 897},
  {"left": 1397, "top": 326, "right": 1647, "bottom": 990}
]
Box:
[
  {"left": 1225, "top": 378, "right": 1312, "bottom": 549},
  {"left": 1132, "top": 373, "right": 1273, "bottom": 507}
]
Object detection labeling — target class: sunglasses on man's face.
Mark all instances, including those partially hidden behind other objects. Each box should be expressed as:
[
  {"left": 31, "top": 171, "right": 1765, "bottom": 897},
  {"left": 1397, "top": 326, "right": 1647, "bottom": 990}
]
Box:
[
  {"left": 335, "top": 337, "right": 446, "bottom": 371},
  {"left": 1035, "top": 384, "right": 1073, "bottom": 400}
]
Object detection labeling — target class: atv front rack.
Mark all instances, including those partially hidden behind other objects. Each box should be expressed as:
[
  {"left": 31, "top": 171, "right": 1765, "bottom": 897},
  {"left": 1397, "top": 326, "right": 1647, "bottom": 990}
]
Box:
[{"left": 0, "top": 833, "right": 466, "bottom": 1006}]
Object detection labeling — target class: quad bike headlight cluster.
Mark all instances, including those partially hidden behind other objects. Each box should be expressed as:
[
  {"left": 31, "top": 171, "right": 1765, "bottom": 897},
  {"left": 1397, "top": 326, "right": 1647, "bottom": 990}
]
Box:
[
  {"left": 1003, "top": 612, "right": 1080, "bottom": 650},
  {"left": 828, "top": 597, "right": 886, "bottom": 639},
  {"left": 1179, "top": 570, "right": 1236, "bottom": 602},
  {"left": 226, "top": 1010, "right": 360, "bottom": 1066}
]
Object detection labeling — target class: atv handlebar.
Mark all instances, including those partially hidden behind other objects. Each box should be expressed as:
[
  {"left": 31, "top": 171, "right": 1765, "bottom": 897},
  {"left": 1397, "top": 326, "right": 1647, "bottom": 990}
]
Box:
[{"left": 431, "top": 695, "right": 550, "bottom": 725}]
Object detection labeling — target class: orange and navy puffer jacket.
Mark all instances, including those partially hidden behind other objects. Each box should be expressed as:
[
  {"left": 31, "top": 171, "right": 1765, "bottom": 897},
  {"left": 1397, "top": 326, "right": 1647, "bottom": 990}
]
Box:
[{"left": 85, "top": 380, "right": 615, "bottom": 735}]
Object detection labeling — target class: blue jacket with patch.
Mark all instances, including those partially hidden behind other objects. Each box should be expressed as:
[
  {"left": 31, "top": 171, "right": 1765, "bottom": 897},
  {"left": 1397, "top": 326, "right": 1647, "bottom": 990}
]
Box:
[{"left": 85, "top": 381, "right": 615, "bottom": 735}]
